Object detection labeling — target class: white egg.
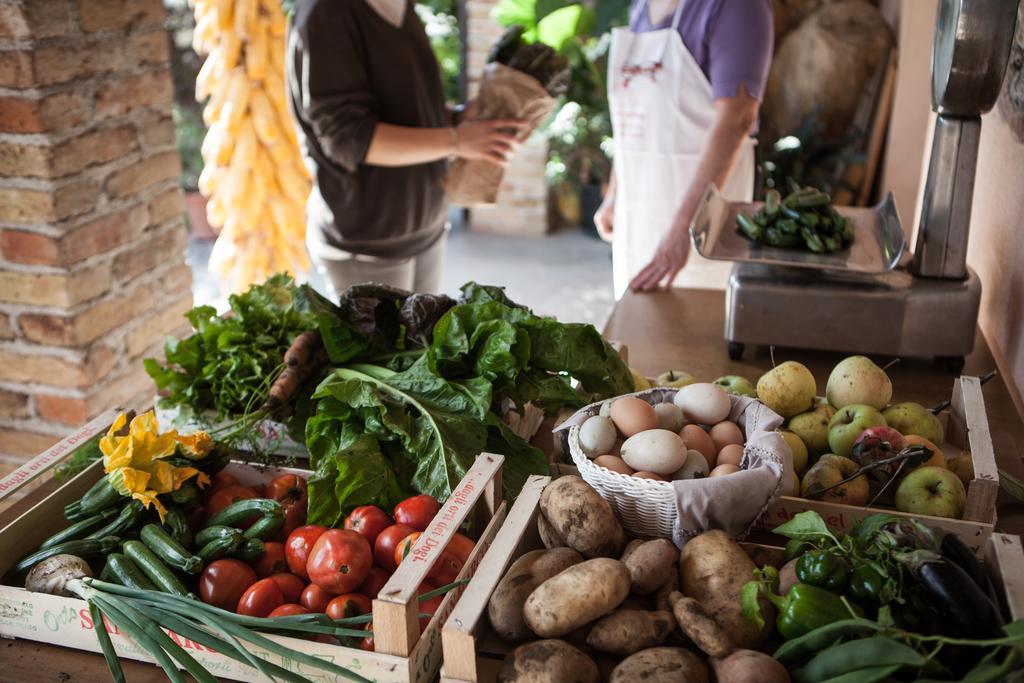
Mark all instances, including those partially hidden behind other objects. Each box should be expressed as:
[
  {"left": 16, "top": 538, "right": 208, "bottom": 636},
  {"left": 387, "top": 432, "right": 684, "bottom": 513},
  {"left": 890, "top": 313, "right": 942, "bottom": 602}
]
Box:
[
  {"left": 653, "top": 402, "right": 686, "bottom": 432},
  {"left": 579, "top": 416, "right": 617, "bottom": 459},
  {"left": 599, "top": 400, "right": 613, "bottom": 418},
  {"left": 673, "top": 383, "right": 732, "bottom": 424},
  {"left": 621, "top": 429, "right": 688, "bottom": 476},
  {"left": 671, "top": 449, "right": 710, "bottom": 480}
]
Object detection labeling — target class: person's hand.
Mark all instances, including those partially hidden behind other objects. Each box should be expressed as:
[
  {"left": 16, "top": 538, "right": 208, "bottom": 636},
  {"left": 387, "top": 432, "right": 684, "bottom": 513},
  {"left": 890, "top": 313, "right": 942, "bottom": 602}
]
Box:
[
  {"left": 629, "top": 223, "right": 691, "bottom": 292},
  {"left": 594, "top": 196, "right": 614, "bottom": 242},
  {"left": 454, "top": 119, "right": 526, "bottom": 165}
]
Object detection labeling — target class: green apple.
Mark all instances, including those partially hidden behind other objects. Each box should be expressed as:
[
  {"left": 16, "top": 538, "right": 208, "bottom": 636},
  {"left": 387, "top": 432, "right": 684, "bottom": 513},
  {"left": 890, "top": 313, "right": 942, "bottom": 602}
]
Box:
[
  {"left": 882, "top": 402, "right": 945, "bottom": 445},
  {"left": 778, "top": 430, "right": 809, "bottom": 476},
  {"left": 787, "top": 403, "right": 836, "bottom": 457},
  {"left": 655, "top": 370, "right": 697, "bottom": 388},
  {"left": 825, "top": 356, "right": 893, "bottom": 410},
  {"left": 895, "top": 466, "right": 966, "bottom": 518},
  {"left": 756, "top": 361, "right": 817, "bottom": 418},
  {"left": 713, "top": 375, "right": 757, "bottom": 398},
  {"left": 828, "top": 404, "right": 887, "bottom": 458}
]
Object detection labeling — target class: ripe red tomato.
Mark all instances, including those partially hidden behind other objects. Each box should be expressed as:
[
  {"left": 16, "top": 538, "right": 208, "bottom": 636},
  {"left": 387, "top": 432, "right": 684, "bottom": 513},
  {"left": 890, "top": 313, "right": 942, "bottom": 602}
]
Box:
[
  {"left": 374, "top": 524, "right": 415, "bottom": 572},
  {"left": 276, "top": 503, "right": 307, "bottom": 542},
  {"left": 394, "top": 494, "right": 440, "bottom": 532},
  {"left": 199, "top": 559, "right": 257, "bottom": 611},
  {"left": 266, "top": 474, "right": 308, "bottom": 503},
  {"left": 326, "top": 593, "right": 373, "bottom": 620},
  {"left": 359, "top": 567, "right": 390, "bottom": 599},
  {"left": 360, "top": 622, "right": 375, "bottom": 651},
  {"left": 285, "top": 525, "right": 328, "bottom": 581},
  {"left": 300, "top": 583, "right": 333, "bottom": 613},
  {"left": 203, "top": 472, "right": 239, "bottom": 503},
  {"left": 253, "top": 542, "right": 288, "bottom": 578},
  {"left": 417, "top": 579, "right": 443, "bottom": 631},
  {"left": 393, "top": 531, "right": 421, "bottom": 568},
  {"left": 445, "top": 533, "right": 476, "bottom": 566},
  {"left": 393, "top": 532, "right": 463, "bottom": 585},
  {"left": 307, "top": 529, "right": 372, "bottom": 595},
  {"left": 269, "top": 573, "right": 306, "bottom": 604},
  {"left": 237, "top": 578, "right": 284, "bottom": 617},
  {"left": 268, "top": 603, "right": 310, "bottom": 618},
  {"left": 344, "top": 505, "right": 393, "bottom": 547},
  {"left": 206, "top": 485, "right": 258, "bottom": 524}
]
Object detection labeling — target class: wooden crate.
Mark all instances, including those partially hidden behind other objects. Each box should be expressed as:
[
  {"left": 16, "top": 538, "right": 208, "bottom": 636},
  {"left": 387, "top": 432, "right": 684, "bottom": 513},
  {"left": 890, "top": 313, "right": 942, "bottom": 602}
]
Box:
[
  {"left": 758, "top": 376, "right": 999, "bottom": 555},
  {"left": 439, "top": 476, "right": 1024, "bottom": 683},
  {"left": 0, "top": 416, "right": 508, "bottom": 683}
]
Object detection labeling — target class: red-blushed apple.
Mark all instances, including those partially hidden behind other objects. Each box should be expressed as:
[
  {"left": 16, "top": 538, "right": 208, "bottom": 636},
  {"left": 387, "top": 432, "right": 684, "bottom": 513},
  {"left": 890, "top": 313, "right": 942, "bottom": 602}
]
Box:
[
  {"left": 801, "top": 455, "right": 870, "bottom": 505},
  {"left": 828, "top": 404, "right": 887, "bottom": 458},
  {"left": 894, "top": 466, "right": 966, "bottom": 519},
  {"left": 850, "top": 426, "right": 906, "bottom": 480},
  {"left": 903, "top": 435, "right": 946, "bottom": 469}
]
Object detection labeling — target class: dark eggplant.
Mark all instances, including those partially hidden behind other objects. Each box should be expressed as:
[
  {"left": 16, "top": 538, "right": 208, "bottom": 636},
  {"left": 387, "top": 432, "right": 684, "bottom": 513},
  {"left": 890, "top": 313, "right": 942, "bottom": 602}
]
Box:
[
  {"left": 940, "top": 533, "right": 1003, "bottom": 612},
  {"left": 911, "top": 552, "right": 1004, "bottom": 638}
]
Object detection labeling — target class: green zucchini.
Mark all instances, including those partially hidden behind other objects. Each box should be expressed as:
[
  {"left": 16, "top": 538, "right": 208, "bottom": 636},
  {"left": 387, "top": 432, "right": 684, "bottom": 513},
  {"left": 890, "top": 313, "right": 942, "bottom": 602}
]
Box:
[
  {"left": 85, "top": 500, "right": 144, "bottom": 540},
  {"left": 39, "top": 508, "right": 117, "bottom": 550},
  {"left": 736, "top": 212, "right": 762, "bottom": 241},
  {"left": 65, "top": 477, "right": 122, "bottom": 521},
  {"left": 15, "top": 536, "right": 120, "bottom": 575},
  {"left": 161, "top": 507, "right": 193, "bottom": 550},
  {"left": 194, "top": 525, "right": 239, "bottom": 547},
  {"left": 122, "top": 540, "right": 192, "bottom": 598},
  {"left": 205, "top": 498, "right": 282, "bottom": 528},
  {"left": 197, "top": 531, "right": 244, "bottom": 564},
  {"left": 790, "top": 191, "right": 831, "bottom": 209},
  {"left": 242, "top": 513, "right": 283, "bottom": 541},
  {"left": 103, "top": 553, "right": 157, "bottom": 591},
  {"left": 140, "top": 524, "right": 202, "bottom": 575},
  {"left": 764, "top": 189, "right": 781, "bottom": 217},
  {"left": 230, "top": 538, "right": 265, "bottom": 563},
  {"left": 168, "top": 482, "right": 201, "bottom": 510}
]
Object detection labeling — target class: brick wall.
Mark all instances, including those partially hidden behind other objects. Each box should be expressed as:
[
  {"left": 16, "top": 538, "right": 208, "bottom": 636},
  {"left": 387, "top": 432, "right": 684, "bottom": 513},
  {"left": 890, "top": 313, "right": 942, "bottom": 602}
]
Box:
[
  {"left": 0, "top": 0, "right": 191, "bottom": 474},
  {"left": 464, "top": 0, "right": 550, "bottom": 236}
]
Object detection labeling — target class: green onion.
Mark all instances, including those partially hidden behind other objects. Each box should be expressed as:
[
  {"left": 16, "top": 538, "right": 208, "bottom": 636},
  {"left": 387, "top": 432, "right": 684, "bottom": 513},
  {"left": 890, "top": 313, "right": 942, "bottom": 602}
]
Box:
[{"left": 88, "top": 601, "right": 126, "bottom": 683}]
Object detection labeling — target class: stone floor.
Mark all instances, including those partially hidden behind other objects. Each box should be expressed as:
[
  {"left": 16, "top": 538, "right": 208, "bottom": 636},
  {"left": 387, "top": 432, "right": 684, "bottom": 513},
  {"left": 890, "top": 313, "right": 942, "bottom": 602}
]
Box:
[{"left": 187, "top": 219, "right": 616, "bottom": 328}]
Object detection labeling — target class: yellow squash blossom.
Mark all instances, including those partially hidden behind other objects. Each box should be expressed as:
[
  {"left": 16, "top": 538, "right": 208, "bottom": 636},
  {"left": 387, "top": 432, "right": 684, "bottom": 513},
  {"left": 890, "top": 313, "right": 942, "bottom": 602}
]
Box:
[{"left": 99, "top": 411, "right": 211, "bottom": 520}]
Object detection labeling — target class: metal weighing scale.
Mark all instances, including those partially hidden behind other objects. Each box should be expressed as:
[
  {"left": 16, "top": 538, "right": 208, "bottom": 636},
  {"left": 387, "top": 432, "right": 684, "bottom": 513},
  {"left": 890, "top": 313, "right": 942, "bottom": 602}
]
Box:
[{"left": 692, "top": 0, "right": 1019, "bottom": 373}]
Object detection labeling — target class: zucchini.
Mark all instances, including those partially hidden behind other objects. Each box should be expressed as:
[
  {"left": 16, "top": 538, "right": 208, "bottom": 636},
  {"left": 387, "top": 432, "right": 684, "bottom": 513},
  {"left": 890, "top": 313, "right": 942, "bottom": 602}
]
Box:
[
  {"left": 122, "top": 540, "right": 192, "bottom": 598},
  {"left": 39, "top": 508, "right": 117, "bottom": 550},
  {"left": 790, "top": 191, "right": 831, "bottom": 209},
  {"left": 140, "top": 524, "right": 202, "bottom": 575},
  {"left": 205, "top": 499, "right": 282, "bottom": 528},
  {"left": 103, "top": 553, "right": 157, "bottom": 591},
  {"left": 230, "top": 538, "right": 265, "bottom": 563},
  {"left": 736, "top": 212, "right": 762, "bottom": 241},
  {"left": 64, "top": 477, "right": 122, "bottom": 521},
  {"left": 195, "top": 525, "right": 239, "bottom": 547},
  {"left": 15, "top": 536, "right": 120, "bottom": 575},
  {"left": 168, "top": 482, "right": 201, "bottom": 510},
  {"left": 85, "top": 500, "right": 144, "bottom": 540},
  {"left": 161, "top": 507, "right": 193, "bottom": 550},
  {"left": 197, "top": 531, "right": 244, "bottom": 564},
  {"left": 243, "top": 513, "right": 283, "bottom": 541},
  {"left": 764, "top": 189, "right": 781, "bottom": 217}
]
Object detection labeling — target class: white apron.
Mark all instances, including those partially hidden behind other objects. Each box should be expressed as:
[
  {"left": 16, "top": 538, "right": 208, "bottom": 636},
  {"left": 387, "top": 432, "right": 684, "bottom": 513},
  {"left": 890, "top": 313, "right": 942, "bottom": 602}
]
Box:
[{"left": 609, "top": 0, "right": 755, "bottom": 298}]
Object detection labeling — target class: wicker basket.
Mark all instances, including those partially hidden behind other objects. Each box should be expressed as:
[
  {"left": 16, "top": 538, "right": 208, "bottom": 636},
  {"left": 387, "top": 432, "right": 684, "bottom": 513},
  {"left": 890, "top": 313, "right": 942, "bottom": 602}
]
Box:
[{"left": 564, "top": 388, "right": 790, "bottom": 542}]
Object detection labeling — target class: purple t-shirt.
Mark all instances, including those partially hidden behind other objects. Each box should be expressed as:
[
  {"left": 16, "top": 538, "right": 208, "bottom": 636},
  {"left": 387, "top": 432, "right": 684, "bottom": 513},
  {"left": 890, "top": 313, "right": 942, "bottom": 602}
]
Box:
[{"left": 630, "top": 0, "right": 773, "bottom": 101}]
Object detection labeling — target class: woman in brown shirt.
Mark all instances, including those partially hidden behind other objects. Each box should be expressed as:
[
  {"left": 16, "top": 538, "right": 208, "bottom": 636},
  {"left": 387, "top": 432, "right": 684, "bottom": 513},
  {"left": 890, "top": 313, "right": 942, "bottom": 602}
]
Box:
[{"left": 287, "top": 0, "right": 524, "bottom": 297}]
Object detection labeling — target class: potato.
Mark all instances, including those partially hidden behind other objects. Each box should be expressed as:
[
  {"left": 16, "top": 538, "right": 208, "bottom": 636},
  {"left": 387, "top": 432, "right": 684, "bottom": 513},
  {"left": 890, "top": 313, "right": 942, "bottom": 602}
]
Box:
[
  {"left": 610, "top": 647, "right": 709, "bottom": 683},
  {"left": 540, "top": 476, "right": 625, "bottom": 558},
  {"left": 668, "top": 592, "right": 733, "bottom": 658},
  {"left": 712, "top": 649, "right": 790, "bottom": 683},
  {"left": 653, "top": 561, "right": 680, "bottom": 612},
  {"left": 524, "top": 558, "right": 630, "bottom": 637},
  {"left": 489, "top": 548, "right": 584, "bottom": 642},
  {"left": 623, "top": 538, "right": 677, "bottom": 595},
  {"left": 586, "top": 609, "right": 674, "bottom": 657},
  {"left": 498, "top": 639, "right": 599, "bottom": 683},
  {"left": 679, "top": 530, "right": 772, "bottom": 649},
  {"left": 538, "top": 513, "right": 566, "bottom": 549}
]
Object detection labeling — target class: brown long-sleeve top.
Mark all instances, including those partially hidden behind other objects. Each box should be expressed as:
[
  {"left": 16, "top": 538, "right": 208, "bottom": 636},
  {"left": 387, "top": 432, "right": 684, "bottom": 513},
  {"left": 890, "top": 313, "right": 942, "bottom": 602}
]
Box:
[{"left": 287, "top": 0, "right": 448, "bottom": 259}]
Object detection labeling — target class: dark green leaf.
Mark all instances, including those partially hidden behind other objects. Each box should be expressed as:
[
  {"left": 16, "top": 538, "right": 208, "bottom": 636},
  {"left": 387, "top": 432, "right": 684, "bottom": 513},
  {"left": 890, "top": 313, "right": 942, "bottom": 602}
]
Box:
[{"left": 773, "top": 511, "right": 839, "bottom": 543}]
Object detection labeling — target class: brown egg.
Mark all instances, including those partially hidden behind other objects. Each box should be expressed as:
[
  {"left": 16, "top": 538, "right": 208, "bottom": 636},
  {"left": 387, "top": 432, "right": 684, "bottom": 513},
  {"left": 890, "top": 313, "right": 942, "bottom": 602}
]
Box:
[
  {"left": 709, "top": 421, "right": 744, "bottom": 452},
  {"left": 609, "top": 397, "right": 659, "bottom": 438},
  {"left": 709, "top": 463, "right": 741, "bottom": 477},
  {"left": 681, "top": 424, "right": 716, "bottom": 469},
  {"left": 716, "top": 443, "right": 745, "bottom": 468},
  {"left": 594, "top": 455, "right": 635, "bottom": 475},
  {"left": 632, "top": 471, "right": 667, "bottom": 481}
]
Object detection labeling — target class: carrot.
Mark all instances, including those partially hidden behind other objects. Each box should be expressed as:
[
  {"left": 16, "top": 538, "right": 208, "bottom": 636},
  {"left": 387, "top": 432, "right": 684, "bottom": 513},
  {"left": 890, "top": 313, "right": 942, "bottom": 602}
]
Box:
[
  {"left": 283, "top": 330, "right": 321, "bottom": 368},
  {"left": 267, "top": 367, "right": 302, "bottom": 408}
]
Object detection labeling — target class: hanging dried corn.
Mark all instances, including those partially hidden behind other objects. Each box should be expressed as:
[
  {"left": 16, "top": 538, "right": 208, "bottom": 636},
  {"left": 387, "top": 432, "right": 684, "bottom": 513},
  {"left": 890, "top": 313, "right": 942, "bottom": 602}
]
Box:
[{"left": 192, "top": 0, "right": 310, "bottom": 294}]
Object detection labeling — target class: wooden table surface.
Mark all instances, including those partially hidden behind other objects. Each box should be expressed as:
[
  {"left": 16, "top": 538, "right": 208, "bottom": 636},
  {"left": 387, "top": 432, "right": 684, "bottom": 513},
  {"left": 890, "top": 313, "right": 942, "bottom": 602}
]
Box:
[{"left": 1, "top": 287, "right": 1022, "bottom": 681}]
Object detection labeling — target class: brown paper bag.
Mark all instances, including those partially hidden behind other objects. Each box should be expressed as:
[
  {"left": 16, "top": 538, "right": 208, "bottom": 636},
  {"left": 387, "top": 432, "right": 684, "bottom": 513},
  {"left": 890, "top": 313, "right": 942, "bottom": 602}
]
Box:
[{"left": 444, "top": 63, "right": 557, "bottom": 206}]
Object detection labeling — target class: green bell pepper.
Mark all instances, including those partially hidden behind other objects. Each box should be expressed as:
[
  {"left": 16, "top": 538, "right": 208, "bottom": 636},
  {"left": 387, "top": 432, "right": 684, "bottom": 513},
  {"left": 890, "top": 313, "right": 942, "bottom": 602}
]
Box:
[
  {"left": 796, "top": 550, "right": 848, "bottom": 591},
  {"left": 767, "top": 583, "right": 862, "bottom": 641},
  {"left": 847, "top": 565, "right": 884, "bottom": 604}
]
